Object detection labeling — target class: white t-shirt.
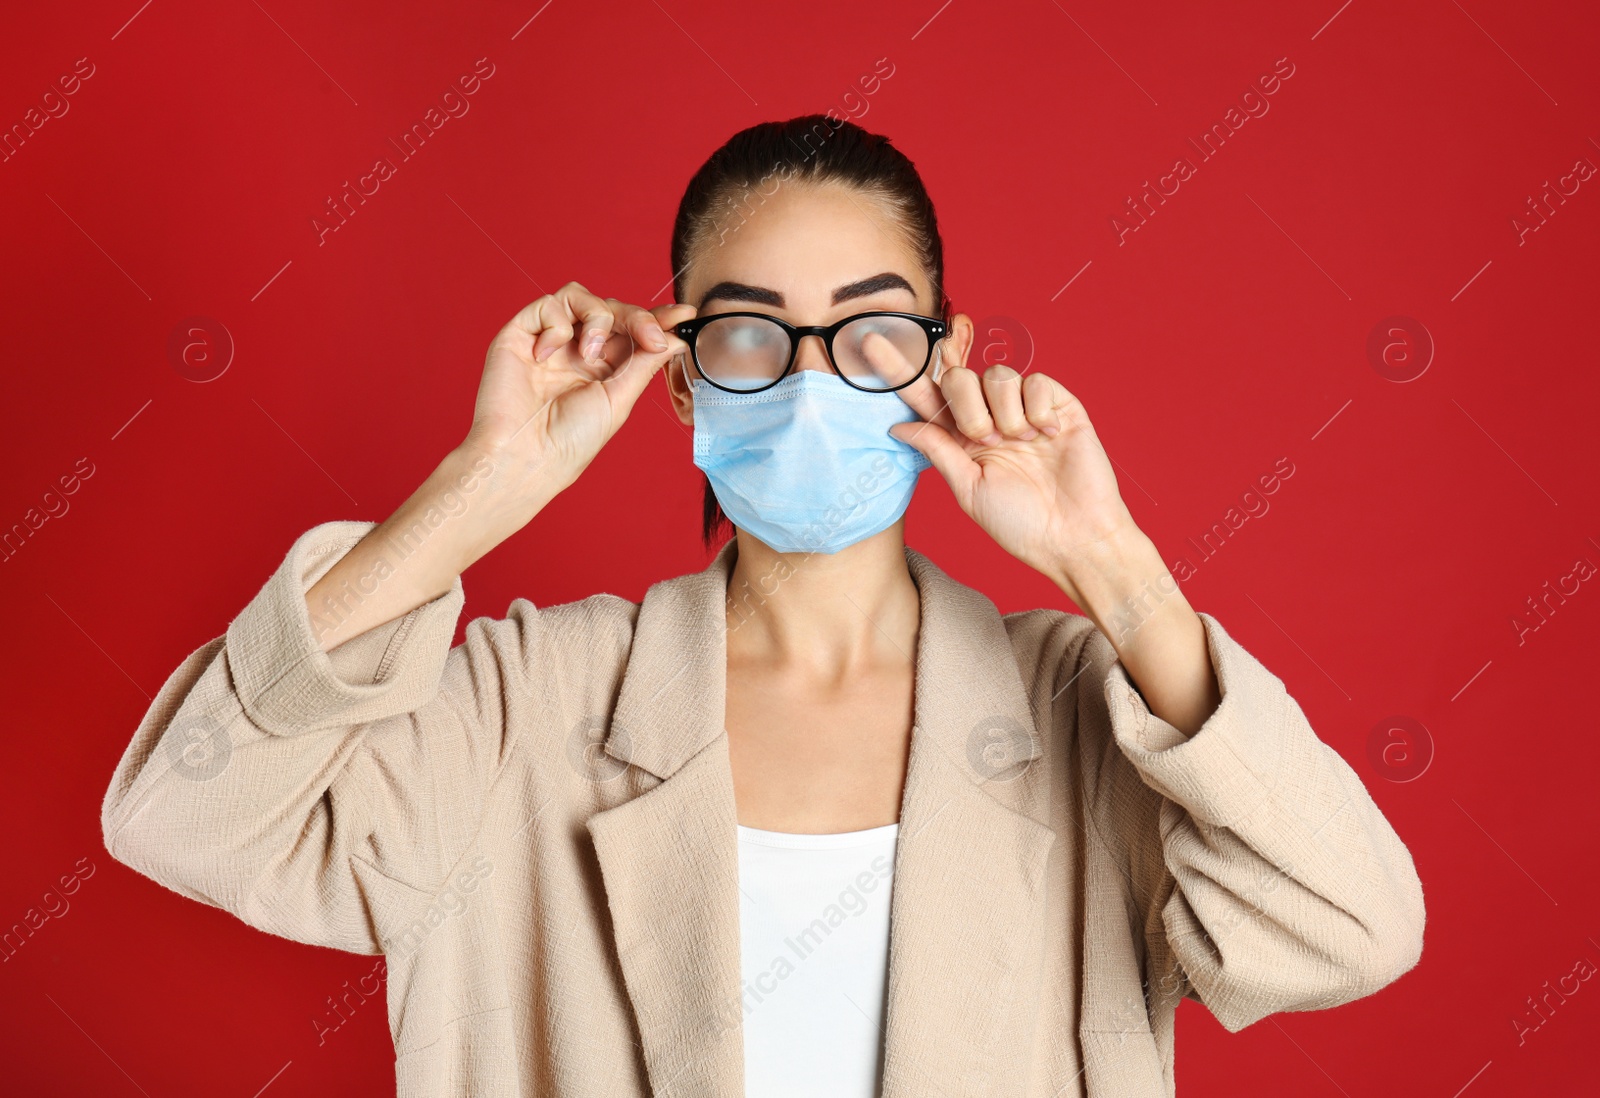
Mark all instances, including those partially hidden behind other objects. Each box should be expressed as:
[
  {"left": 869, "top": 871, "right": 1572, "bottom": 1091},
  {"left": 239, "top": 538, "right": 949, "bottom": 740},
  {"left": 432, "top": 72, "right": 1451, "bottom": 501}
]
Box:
[{"left": 736, "top": 822, "right": 900, "bottom": 1098}]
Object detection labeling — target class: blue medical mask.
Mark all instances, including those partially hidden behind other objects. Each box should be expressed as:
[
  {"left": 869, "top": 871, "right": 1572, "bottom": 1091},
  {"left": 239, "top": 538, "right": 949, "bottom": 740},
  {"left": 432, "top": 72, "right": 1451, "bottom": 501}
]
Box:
[{"left": 691, "top": 369, "right": 933, "bottom": 555}]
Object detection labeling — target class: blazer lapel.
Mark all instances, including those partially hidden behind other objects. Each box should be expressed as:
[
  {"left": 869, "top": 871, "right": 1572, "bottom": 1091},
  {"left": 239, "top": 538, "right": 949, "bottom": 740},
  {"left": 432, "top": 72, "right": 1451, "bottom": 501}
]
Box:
[
  {"left": 585, "top": 542, "right": 1057, "bottom": 1098},
  {"left": 586, "top": 540, "right": 745, "bottom": 1098},
  {"left": 878, "top": 550, "right": 1058, "bottom": 1097}
]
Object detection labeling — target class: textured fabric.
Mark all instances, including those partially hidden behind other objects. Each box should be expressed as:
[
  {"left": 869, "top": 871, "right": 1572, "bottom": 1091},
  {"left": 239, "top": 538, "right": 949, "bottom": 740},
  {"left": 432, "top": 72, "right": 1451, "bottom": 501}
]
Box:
[{"left": 100, "top": 520, "right": 1426, "bottom": 1097}]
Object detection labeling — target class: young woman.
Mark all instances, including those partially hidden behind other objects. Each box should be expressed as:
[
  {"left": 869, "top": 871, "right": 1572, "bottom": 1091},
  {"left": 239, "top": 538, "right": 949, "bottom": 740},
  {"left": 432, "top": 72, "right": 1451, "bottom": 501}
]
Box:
[{"left": 102, "top": 116, "right": 1424, "bottom": 1097}]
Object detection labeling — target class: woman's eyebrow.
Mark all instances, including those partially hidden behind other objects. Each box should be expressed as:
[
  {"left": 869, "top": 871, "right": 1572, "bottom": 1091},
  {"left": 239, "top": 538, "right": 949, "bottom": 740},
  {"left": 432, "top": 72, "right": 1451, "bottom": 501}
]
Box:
[
  {"left": 698, "top": 272, "right": 916, "bottom": 310},
  {"left": 699, "top": 281, "right": 783, "bottom": 309},
  {"left": 832, "top": 272, "right": 915, "bottom": 304}
]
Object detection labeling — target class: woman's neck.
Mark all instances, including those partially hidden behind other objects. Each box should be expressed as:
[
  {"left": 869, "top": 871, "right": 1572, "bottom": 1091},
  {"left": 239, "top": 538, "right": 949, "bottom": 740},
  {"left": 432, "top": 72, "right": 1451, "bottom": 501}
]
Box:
[{"left": 723, "top": 525, "right": 921, "bottom": 679}]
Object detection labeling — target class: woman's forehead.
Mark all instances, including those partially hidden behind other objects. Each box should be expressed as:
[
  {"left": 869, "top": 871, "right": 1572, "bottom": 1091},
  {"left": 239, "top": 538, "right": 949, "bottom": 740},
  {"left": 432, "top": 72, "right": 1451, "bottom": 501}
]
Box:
[{"left": 682, "top": 182, "right": 929, "bottom": 309}]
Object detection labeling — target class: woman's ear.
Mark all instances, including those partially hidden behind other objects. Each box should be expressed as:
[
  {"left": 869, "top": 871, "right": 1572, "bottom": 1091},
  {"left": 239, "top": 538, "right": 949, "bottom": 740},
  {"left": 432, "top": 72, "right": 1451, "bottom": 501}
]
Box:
[
  {"left": 938, "top": 313, "right": 975, "bottom": 380},
  {"left": 664, "top": 353, "right": 695, "bottom": 426}
]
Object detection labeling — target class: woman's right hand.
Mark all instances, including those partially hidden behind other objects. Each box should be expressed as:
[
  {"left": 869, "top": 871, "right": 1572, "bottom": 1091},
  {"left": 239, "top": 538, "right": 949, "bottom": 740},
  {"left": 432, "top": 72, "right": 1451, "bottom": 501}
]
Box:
[
  {"left": 462, "top": 282, "right": 695, "bottom": 529},
  {"left": 307, "top": 285, "right": 694, "bottom": 651}
]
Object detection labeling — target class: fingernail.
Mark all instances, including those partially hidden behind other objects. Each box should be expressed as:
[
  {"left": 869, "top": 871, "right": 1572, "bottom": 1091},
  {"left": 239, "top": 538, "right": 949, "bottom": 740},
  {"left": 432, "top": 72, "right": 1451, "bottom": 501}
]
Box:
[
  {"left": 646, "top": 325, "right": 667, "bottom": 350},
  {"left": 1044, "top": 424, "right": 1061, "bottom": 437},
  {"left": 982, "top": 431, "right": 1002, "bottom": 446}
]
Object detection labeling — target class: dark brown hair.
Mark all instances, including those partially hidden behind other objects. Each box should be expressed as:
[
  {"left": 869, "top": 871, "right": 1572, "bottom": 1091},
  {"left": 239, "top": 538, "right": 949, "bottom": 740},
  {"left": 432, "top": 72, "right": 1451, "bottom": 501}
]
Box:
[{"left": 670, "top": 114, "right": 951, "bottom": 548}]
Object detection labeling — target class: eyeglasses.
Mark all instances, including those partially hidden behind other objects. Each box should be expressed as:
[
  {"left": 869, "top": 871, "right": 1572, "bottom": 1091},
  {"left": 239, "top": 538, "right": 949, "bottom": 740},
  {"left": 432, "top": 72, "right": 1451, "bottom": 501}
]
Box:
[{"left": 674, "top": 310, "right": 947, "bottom": 394}]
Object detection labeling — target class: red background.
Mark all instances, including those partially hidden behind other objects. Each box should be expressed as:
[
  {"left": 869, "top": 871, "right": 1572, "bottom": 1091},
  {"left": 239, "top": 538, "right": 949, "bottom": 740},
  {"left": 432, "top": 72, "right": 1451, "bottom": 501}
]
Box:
[{"left": 2, "top": 0, "right": 1596, "bottom": 1094}]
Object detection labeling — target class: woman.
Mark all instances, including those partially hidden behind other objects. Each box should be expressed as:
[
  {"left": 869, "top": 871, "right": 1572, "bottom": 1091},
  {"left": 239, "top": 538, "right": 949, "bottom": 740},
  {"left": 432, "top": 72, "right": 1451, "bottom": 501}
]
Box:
[{"left": 101, "top": 116, "right": 1424, "bottom": 1097}]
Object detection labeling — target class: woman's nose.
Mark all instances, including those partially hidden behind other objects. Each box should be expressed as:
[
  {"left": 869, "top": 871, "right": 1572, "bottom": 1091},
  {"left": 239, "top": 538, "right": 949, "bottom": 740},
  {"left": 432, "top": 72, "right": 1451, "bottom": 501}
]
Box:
[{"left": 793, "top": 333, "right": 832, "bottom": 374}]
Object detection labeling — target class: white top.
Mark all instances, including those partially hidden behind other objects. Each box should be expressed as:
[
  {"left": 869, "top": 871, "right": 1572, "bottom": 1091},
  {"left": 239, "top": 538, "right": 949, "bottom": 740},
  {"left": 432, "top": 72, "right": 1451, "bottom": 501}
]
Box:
[{"left": 736, "top": 822, "right": 900, "bottom": 1098}]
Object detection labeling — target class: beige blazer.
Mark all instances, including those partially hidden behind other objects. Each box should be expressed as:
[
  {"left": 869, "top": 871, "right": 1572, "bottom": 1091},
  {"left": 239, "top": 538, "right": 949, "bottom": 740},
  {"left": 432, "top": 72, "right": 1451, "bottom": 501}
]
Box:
[{"left": 101, "top": 520, "right": 1425, "bottom": 1097}]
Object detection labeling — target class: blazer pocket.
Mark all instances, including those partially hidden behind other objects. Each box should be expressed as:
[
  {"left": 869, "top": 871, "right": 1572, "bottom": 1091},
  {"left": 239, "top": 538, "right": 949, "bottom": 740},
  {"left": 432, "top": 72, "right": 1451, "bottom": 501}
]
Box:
[
  {"left": 392, "top": 1007, "right": 517, "bottom": 1096},
  {"left": 351, "top": 853, "right": 513, "bottom": 1056}
]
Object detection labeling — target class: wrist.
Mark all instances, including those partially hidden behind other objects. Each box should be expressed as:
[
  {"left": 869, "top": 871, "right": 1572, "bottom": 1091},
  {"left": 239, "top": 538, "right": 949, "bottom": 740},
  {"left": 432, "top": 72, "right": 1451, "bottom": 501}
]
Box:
[
  {"left": 1048, "top": 526, "right": 1180, "bottom": 637},
  {"left": 378, "top": 447, "right": 518, "bottom": 580},
  {"left": 454, "top": 436, "right": 574, "bottom": 512}
]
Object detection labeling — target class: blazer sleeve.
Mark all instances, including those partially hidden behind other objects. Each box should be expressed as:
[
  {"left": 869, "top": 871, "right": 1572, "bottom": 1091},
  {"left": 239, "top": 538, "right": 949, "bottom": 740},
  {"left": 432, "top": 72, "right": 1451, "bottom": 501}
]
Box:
[
  {"left": 1090, "top": 611, "right": 1426, "bottom": 1032},
  {"left": 99, "top": 520, "right": 542, "bottom": 956}
]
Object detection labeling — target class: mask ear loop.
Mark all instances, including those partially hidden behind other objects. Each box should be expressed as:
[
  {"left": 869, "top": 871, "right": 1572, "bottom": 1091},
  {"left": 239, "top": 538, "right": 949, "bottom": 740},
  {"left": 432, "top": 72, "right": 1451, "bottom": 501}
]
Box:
[{"left": 673, "top": 354, "right": 696, "bottom": 402}]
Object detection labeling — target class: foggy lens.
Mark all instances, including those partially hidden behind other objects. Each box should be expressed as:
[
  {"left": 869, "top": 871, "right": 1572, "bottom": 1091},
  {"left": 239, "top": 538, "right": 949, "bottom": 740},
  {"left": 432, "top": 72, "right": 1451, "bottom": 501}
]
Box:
[
  {"left": 834, "top": 316, "right": 928, "bottom": 389},
  {"left": 696, "top": 316, "right": 791, "bottom": 390}
]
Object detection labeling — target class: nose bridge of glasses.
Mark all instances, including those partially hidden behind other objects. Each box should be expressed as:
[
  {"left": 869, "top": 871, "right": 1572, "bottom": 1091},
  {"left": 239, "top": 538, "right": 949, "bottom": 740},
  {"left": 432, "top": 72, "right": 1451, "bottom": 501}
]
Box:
[{"left": 792, "top": 328, "right": 834, "bottom": 373}]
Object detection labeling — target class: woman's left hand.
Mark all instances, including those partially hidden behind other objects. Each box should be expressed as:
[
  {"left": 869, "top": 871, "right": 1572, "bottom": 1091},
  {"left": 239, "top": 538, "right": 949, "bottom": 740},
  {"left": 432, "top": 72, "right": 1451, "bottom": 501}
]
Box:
[
  {"left": 892, "top": 355, "right": 1222, "bottom": 736},
  {"left": 889, "top": 361, "right": 1144, "bottom": 609}
]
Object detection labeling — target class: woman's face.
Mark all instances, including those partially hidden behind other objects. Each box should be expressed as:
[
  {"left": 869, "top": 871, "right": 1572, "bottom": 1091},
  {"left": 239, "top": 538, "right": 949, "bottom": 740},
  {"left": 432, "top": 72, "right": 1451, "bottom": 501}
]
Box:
[{"left": 665, "top": 180, "right": 974, "bottom": 424}]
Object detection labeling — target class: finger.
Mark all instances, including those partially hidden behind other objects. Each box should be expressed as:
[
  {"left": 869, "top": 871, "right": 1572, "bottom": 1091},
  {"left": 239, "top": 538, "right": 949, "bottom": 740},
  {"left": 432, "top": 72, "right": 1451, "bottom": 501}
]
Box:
[
  {"left": 599, "top": 324, "right": 675, "bottom": 417},
  {"left": 523, "top": 283, "right": 601, "bottom": 363},
  {"left": 894, "top": 371, "right": 961, "bottom": 436},
  {"left": 888, "top": 420, "right": 981, "bottom": 512},
  {"left": 857, "top": 330, "right": 949, "bottom": 419},
  {"left": 649, "top": 304, "right": 697, "bottom": 385},
  {"left": 592, "top": 302, "right": 696, "bottom": 367},
  {"left": 598, "top": 349, "right": 660, "bottom": 417},
  {"left": 981, "top": 364, "right": 1035, "bottom": 439},
  {"left": 940, "top": 365, "right": 998, "bottom": 445},
  {"left": 1046, "top": 377, "right": 1090, "bottom": 434},
  {"left": 569, "top": 289, "right": 619, "bottom": 366},
  {"left": 596, "top": 304, "right": 697, "bottom": 404},
  {"left": 603, "top": 304, "right": 685, "bottom": 380},
  {"left": 1022, "top": 372, "right": 1063, "bottom": 437},
  {"left": 646, "top": 303, "right": 697, "bottom": 357},
  {"left": 618, "top": 305, "right": 667, "bottom": 357},
  {"left": 651, "top": 302, "right": 697, "bottom": 353},
  {"left": 587, "top": 302, "right": 660, "bottom": 371},
  {"left": 504, "top": 294, "right": 574, "bottom": 365},
  {"left": 891, "top": 337, "right": 961, "bottom": 434},
  {"left": 527, "top": 282, "right": 606, "bottom": 364},
  {"left": 856, "top": 328, "right": 918, "bottom": 389}
]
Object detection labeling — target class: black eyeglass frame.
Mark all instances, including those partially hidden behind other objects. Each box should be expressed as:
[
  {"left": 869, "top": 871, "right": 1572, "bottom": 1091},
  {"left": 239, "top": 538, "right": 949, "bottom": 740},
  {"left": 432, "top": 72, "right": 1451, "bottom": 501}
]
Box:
[{"left": 673, "top": 310, "right": 948, "bottom": 394}]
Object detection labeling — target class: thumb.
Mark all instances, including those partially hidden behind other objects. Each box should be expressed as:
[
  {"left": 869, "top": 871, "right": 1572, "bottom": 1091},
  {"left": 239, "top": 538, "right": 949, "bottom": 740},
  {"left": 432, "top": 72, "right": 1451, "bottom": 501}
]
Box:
[
  {"left": 598, "top": 305, "right": 693, "bottom": 419},
  {"left": 598, "top": 340, "right": 672, "bottom": 422},
  {"left": 651, "top": 302, "right": 698, "bottom": 331},
  {"left": 890, "top": 420, "right": 979, "bottom": 511}
]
